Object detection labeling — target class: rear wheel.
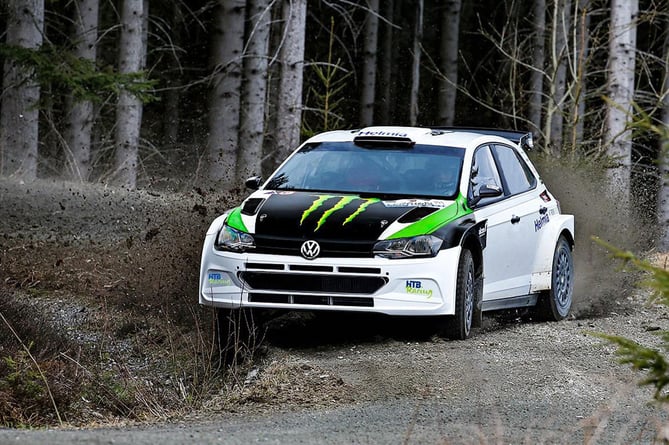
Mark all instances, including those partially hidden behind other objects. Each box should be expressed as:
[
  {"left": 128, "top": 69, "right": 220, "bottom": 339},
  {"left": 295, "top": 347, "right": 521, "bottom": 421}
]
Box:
[
  {"left": 536, "top": 236, "right": 573, "bottom": 321},
  {"left": 445, "top": 249, "right": 476, "bottom": 340}
]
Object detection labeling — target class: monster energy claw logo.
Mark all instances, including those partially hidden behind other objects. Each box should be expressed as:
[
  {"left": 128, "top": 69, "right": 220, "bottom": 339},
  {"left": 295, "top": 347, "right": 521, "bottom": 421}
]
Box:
[{"left": 300, "top": 195, "right": 379, "bottom": 231}]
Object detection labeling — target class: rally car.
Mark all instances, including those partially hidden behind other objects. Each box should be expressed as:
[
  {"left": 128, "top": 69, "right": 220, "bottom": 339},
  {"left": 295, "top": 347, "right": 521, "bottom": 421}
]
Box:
[{"left": 200, "top": 126, "right": 574, "bottom": 340}]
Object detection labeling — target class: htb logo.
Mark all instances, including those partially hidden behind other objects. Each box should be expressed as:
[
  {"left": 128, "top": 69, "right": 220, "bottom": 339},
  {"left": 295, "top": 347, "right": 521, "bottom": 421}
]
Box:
[{"left": 406, "top": 280, "right": 422, "bottom": 289}]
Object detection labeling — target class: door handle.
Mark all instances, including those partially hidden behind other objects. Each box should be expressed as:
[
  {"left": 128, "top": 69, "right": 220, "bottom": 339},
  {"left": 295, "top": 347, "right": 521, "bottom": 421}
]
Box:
[
  {"left": 539, "top": 206, "right": 548, "bottom": 215},
  {"left": 511, "top": 215, "right": 520, "bottom": 224}
]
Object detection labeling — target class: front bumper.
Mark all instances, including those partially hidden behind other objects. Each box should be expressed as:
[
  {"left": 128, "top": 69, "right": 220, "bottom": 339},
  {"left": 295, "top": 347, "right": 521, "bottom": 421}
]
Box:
[{"left": 199, "top": 233, "right": 461, "bottom": 316}]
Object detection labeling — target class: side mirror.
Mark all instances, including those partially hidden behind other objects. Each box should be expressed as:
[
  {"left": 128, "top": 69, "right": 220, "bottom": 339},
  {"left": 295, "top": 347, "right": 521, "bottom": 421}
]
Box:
[
  {"left": 469, "top": 183, "right": 503, "bottom": 206},
  {"left": 478, "top": 184, "right": 503, "bottom": 198},
  {"left": 245, "top": 176, "right": 262, "bottom": 190}
]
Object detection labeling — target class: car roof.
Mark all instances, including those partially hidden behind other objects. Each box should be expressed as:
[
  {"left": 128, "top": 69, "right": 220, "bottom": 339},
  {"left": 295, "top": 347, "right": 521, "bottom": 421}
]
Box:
[{"left": 304, "top": 126, "right": 525, "bottom": 150}]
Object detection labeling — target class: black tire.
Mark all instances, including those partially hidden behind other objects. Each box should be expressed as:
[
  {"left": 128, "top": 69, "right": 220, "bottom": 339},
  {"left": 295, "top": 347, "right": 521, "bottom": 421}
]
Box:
[
  {"left": 216, "top": 307, "right": 265, "bottom": 367},
  {"left": 445, "top": 249, "right": 476, "bottom": 340},
  {"left": 536, "top": 236, "right": 574, "bottom": 321}
]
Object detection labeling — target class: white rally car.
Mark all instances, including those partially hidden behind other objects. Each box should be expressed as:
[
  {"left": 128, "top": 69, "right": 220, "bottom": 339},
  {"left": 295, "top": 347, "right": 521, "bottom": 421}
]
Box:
[{"left": 200, "top": 126, "right": 574, "bottom": 340}]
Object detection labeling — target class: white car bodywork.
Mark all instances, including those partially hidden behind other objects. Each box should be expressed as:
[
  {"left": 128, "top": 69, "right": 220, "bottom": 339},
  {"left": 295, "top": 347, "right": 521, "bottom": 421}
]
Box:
[{"left": 199, "top": 126, "right": 574, "bottom": 319}]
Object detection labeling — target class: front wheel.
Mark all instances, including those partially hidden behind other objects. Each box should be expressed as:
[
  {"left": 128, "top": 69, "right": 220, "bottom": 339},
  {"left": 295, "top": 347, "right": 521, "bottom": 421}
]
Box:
[
  {"left": 536, "top": 236, "right": 574, "bottom": 321},
  {"left": 445, "top": 249, "right": 476, "bottom": 340}
]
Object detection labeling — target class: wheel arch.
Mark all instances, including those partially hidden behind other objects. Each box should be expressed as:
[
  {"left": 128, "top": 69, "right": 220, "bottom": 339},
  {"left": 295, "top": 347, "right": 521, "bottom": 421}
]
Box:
[
  {"left": 460, "top": 228, "right": 484, "bottom": 323},
  {"left": 530, "top": 214, "right": 575, "bottom": 293}
]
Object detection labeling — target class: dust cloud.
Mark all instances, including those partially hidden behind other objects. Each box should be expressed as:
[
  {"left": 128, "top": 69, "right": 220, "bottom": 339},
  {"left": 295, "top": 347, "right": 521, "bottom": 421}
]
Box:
[{"left": 535, "top": 157, "right": 657, "bottom": 318}]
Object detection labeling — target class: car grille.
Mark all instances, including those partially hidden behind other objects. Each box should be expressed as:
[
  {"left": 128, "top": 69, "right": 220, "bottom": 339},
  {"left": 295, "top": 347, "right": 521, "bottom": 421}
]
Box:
[
  {"left": 249, "top": 293, "right": 374, "bottom": 307},
  {"left": 238, "top": 271, "right": 387, "bottom": 294},
  {"left": 252, "top": 235, "right": 374, "bottom": 258}
]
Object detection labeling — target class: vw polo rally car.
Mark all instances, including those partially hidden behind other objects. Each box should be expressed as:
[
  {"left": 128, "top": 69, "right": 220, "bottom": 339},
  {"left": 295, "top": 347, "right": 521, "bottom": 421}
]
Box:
[{"left": 200, "top": 126, "right": 575, "bottom": 339}]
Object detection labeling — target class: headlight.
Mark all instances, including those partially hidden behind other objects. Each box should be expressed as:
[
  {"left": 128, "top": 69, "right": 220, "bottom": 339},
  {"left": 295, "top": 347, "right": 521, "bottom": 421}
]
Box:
[
  {"left": 215, "top": 224, "right": 255, "bottom": 252},
  {"left": 373, "top": 235, "right": 443, "bottom": 259}
]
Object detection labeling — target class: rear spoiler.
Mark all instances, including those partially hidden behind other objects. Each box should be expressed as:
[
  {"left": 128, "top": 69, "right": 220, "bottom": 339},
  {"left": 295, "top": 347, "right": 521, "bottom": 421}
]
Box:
[{"left": 431, "top": 127, "right": 534, "bottom": 151}]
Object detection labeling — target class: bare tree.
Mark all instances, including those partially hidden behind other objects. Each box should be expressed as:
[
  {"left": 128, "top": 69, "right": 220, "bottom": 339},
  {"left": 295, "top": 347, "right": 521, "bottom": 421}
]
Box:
[
  {"left": 0, "top": 0, "right": 45, "bottom": 180},
  {"left": 659, "top": 18, "right": 669, "bottom": 249},
  {"left": 237, "top": 0, "right": 272, "bottom": 181},
  {"left": 529, "top": 0, "right": 546, "bottom": 137},
  {"left": 206, "top": 0, "right": 245, "bottom": 186},
  {"left": 438, "top": 0, "right": 462, "bottom": 126},
  {"left": 63, "top": 0, "right": 99, "bottom": 182},
  {"left": 377, "top": 0, "right": 395, "bottom": 124},
  {"left": 544, "top": 0, "right": 571, "bottom": 154},
  {"left": 605, "top": 0, "right": 638, "bottom": 198},
  {"left": 113, "top": 0, "right": 148, "bottom": 188},
  {"left": 568, "top": 0, "right": 591, "bottom": 149},
  {"left": 275, "top": 0, "right": 307, "bottom": 164},
  {"left": 409, "top": 0, "right": 423, "bottom": 126},
  {"left": 359, "top": 0, "right": 379, "bottom": 127}
]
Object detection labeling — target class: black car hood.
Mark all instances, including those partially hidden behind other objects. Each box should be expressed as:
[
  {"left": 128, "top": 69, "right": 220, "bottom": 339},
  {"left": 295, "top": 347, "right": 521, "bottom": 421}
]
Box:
[{"left": 246, "top": 190, "right": 449, "bottom": 241}]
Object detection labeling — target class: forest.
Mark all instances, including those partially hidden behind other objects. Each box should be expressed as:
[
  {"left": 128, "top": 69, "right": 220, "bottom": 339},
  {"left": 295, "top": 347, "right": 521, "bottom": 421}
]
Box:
[{"left": 0, "top": 0, "right": 668, "bottom": 244}]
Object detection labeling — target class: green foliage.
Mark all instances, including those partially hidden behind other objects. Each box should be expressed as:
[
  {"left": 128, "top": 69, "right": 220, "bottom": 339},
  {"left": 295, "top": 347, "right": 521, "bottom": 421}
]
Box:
[
  {"left": 592, "top": 237, "right": 669, "bottom": 402},
  {"left": 1, "top": 349, "right": 45, "bottom": 401},
  {"left": 302, "top": 17, "right": 352, "bottom": 137},
  {"left": 0, "top": 44, "right": 157, "bottom": 103}
]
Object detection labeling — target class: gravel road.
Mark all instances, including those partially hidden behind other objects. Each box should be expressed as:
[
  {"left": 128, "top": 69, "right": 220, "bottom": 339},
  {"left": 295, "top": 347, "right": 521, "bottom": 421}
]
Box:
[
  {"left": 1, "top": 178, "right": 668, "bottom": 444},
  {"left": 1, "top": 302, "right": 668, "bottom": 444}
]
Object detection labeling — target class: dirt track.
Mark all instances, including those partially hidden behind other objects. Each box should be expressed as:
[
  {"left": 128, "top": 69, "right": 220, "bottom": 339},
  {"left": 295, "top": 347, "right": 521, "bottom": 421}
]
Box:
[{"left": 1, "top": 177, "right": 668, "bottom": 443}]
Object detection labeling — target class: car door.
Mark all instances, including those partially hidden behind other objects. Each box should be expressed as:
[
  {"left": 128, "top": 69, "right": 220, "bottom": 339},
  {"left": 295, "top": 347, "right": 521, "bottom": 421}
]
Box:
[{"left": 469, "top": 144, "right": 540, "bottom": 301}]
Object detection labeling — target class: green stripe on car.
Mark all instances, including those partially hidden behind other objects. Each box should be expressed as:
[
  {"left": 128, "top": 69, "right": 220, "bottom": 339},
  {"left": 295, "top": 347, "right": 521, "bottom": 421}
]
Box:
[{"left": 387, "top": 194, "right": 471, "bottom": 239}]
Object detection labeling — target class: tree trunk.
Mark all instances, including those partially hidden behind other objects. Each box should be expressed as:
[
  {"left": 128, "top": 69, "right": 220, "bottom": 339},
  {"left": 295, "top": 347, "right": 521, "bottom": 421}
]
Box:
[
  {"left": 438, "top": 0, "right": 462, "bottom": 126},
  {"left": 529, "top": 0, "right": 546, "bottom": 138},
  {"left": 658, "top": 18, "right": 669, "bottom": 250},
  {"left": 605, "top": 0, "right": 638, "bottom": 199},
  {"left": 570, "top": 0, "right": 591, "bottom": 149},
  {"left": 545, "top": 0, "right": 570, "bottom": 155},
  {"left": 0, "top": 0, "right": 45, "bottom": 180},
  {"left": 359, "top": 0, "right": 379, "bottom": 127},
  {"left": 113, "top": 0, "right": 147, "bottom": 188},
  {"left": 378, "top": 0, "right": 395, "bottom": 124},
  {"left": 275, "top": 0, "right": 307, "bottom": 164},
  {"left": 63, "top": 0, "right": 99, "bottom": 182},
  {"left": 207, "top": 0, "right": 245, "bottom": 186},
  {"left": 237, "top": 0, "right": 272, "bottom": 182},
  {"left": 409, "top": 0, "right": 423, "bottom": 126},
  {"left": 163, "top": 2, "right": 182, "bottom": 149}
]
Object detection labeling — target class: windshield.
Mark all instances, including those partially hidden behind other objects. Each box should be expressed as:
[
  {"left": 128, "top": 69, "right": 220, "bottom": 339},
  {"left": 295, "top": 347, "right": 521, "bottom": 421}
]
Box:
[{"left": 265, "top": 141, "right": 465, "bottom": 198}]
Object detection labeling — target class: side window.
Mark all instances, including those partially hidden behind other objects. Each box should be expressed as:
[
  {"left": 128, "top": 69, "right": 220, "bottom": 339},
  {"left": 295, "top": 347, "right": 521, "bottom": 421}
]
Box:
[
  {"left": 469, "top": 145, "right": 503, "bottom": 206},
  {"left": 492, "top": 144, "right": 537, "bottom": 195}
]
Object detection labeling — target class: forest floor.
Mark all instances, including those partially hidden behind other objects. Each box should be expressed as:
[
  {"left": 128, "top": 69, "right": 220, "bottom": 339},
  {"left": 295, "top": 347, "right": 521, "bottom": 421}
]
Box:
[{"left": 1, "top": 174, "right": 669, "bottom": 443}]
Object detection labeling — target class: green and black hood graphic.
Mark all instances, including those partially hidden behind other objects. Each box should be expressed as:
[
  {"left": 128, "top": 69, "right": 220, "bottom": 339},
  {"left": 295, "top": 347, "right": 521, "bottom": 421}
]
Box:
[{"left": 227, "top": 190, "right": 471, "bottom": 242}]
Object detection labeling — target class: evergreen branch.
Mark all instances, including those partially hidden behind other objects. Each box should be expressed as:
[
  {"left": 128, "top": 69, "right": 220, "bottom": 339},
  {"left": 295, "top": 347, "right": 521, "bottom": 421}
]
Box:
[
  {"left": 0, "top": 44, "right": 158, "bottom": 103},
  {"left": 592, "top": 332, "right": 669, "bottom": 402}
]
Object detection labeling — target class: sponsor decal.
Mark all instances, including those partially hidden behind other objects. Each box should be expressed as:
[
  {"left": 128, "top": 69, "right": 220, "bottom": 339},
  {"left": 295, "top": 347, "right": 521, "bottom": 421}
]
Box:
[
  {"left": 477, "top": 220, "right": 488, "bottom": 249},
  {"left": 300, "top": 195, "right": 331, "bottom": 225},
  {"left": 534, "top": 214, "right": 550, "bottom": 232},
  {"left": 316, "top": 196, "right": 357, "bottom": 231},
  {"left": 357, "top": 129, "right": 409, "bottom": 138},
  {"left": 383, "top": 199, "right": 449, "bottom": 208},
  {"left": 405, "top": 280, "right": 433, "bottom": 298},
  {"left": 300, "top": 195, "right": 379, "bottom": 231},
  {"left": 208, "top": 272, "right": 232, "bottom": 286},
  {"left": 343, "top": 199, "right": 376, "bottom": 225}
]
